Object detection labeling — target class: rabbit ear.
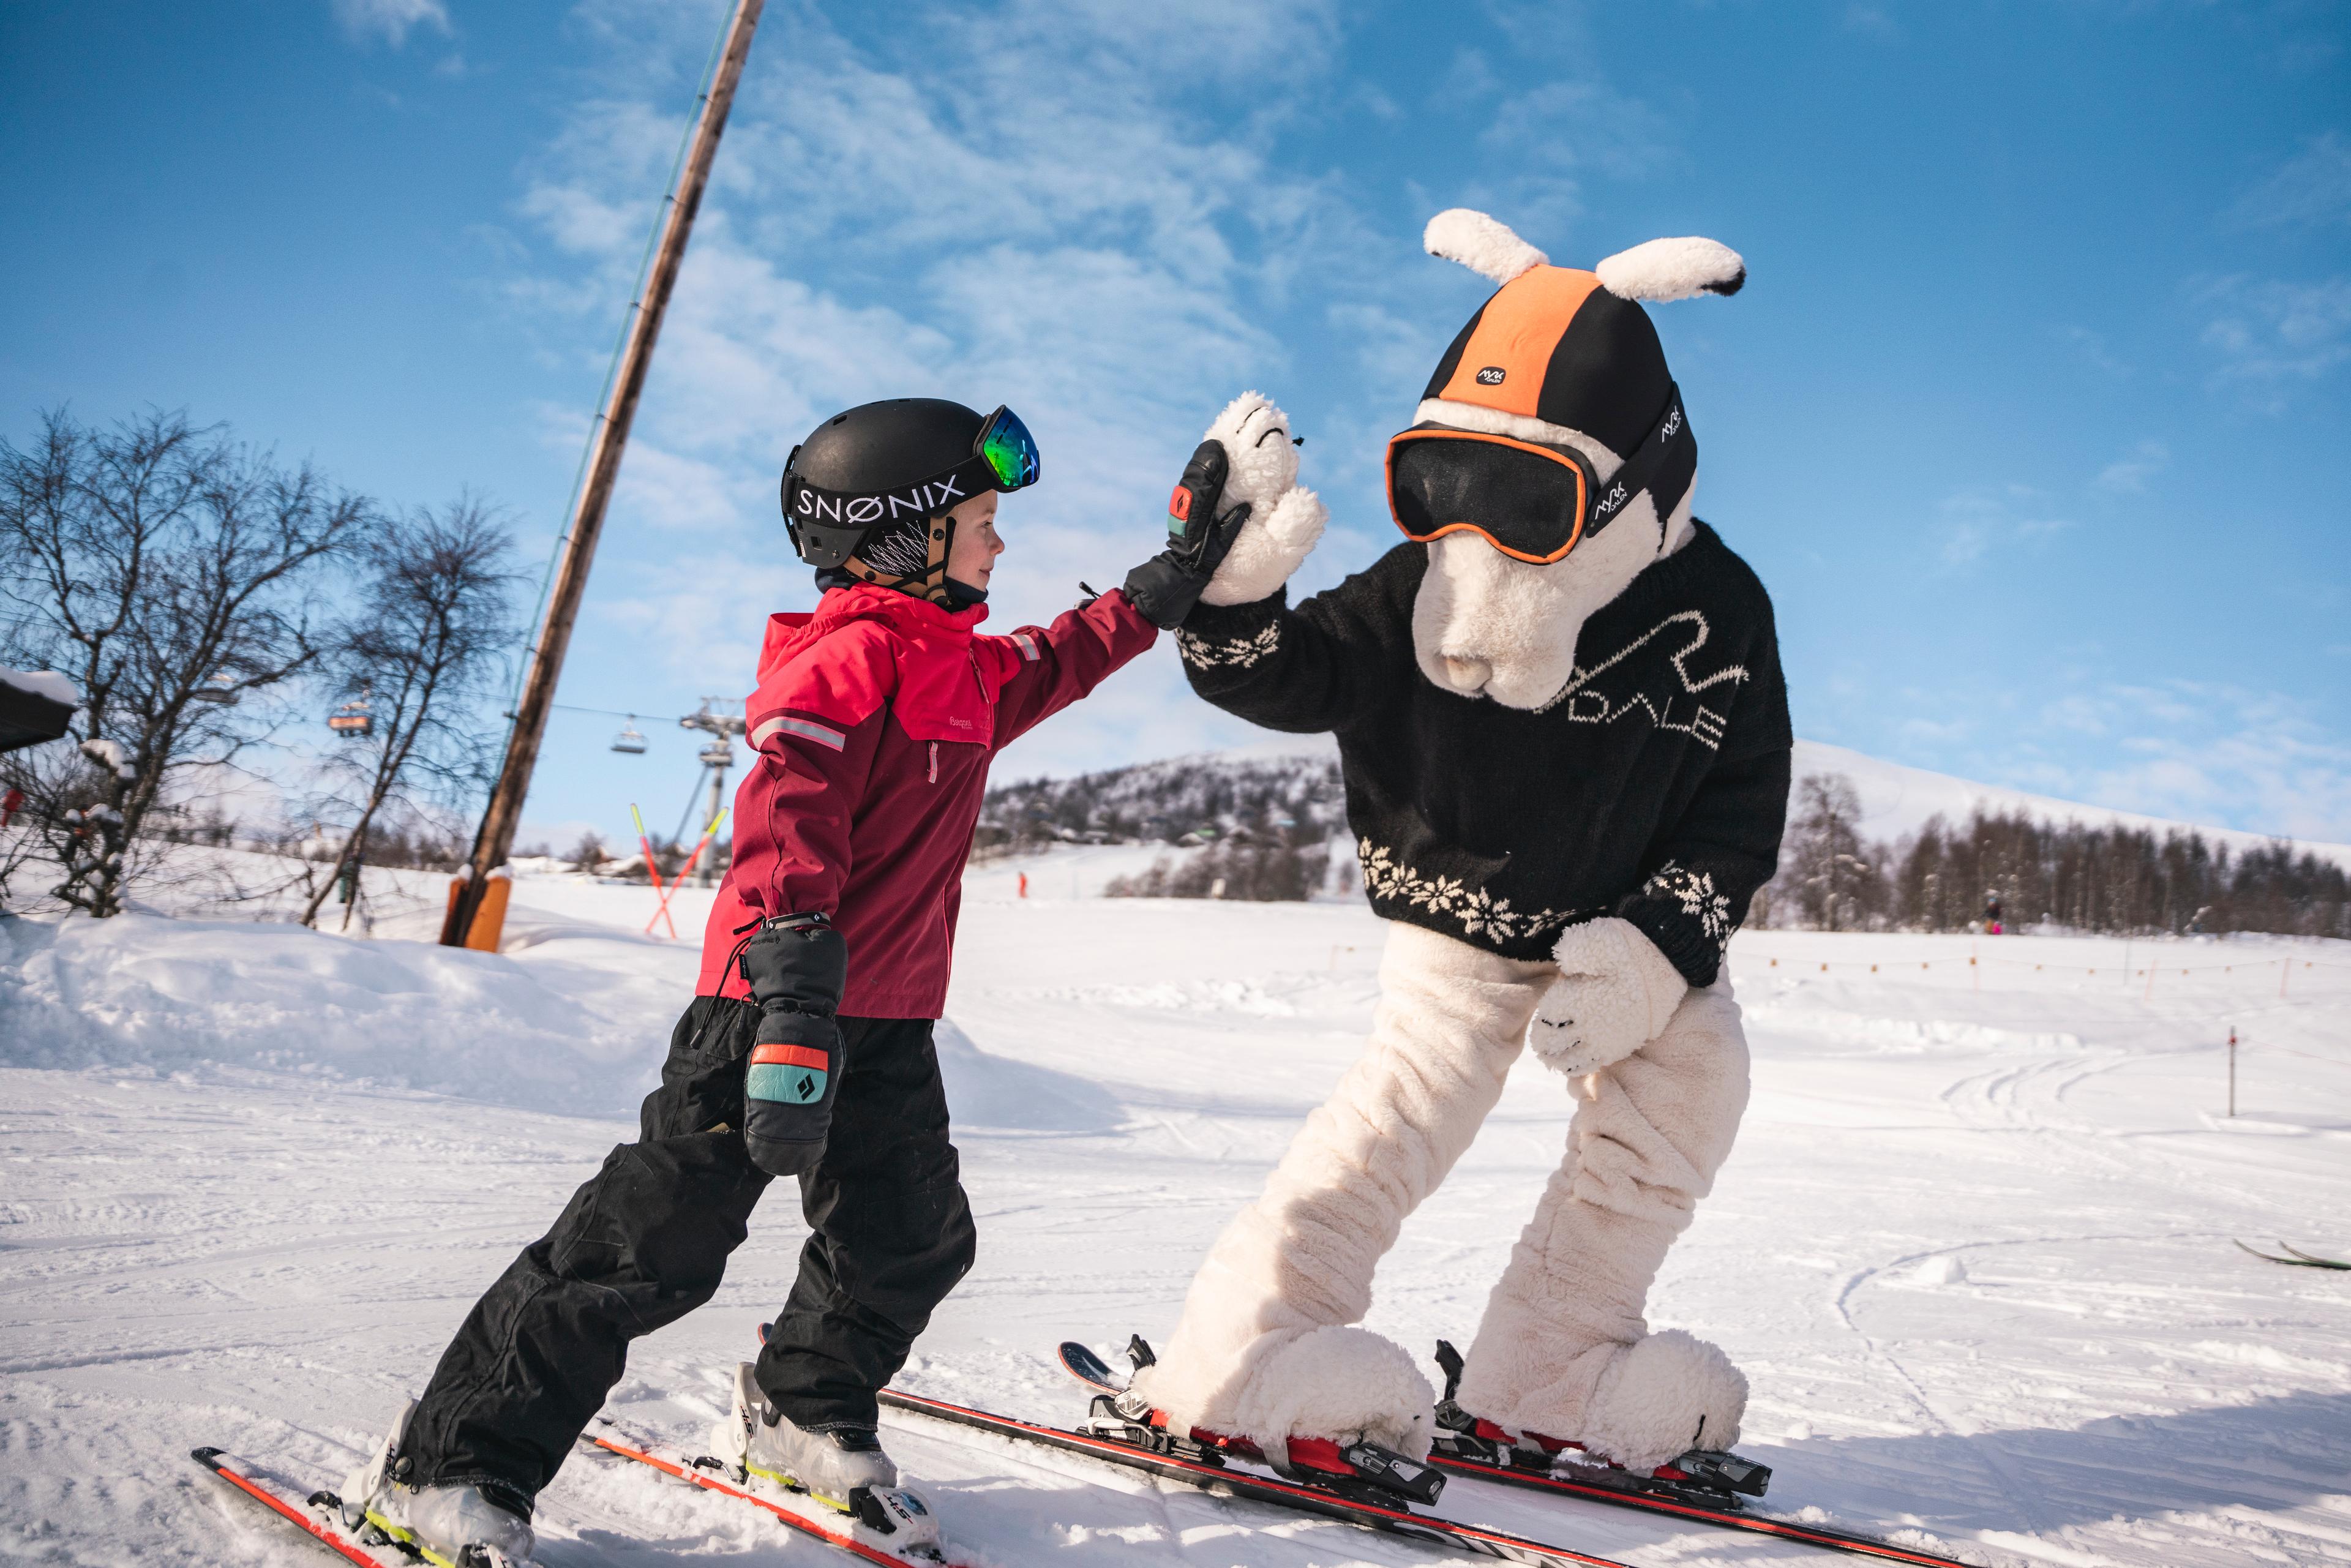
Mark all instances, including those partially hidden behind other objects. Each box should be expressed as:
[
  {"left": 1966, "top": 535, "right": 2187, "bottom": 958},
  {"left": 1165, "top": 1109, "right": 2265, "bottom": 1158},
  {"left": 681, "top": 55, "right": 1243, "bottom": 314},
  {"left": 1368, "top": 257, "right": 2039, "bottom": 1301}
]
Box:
[
  {"left": 1595, "top": 238, "right": 1746, "bottom": 302},
  {"left": 1424, "top": 209, "right": 1549, "bottom": 286}
]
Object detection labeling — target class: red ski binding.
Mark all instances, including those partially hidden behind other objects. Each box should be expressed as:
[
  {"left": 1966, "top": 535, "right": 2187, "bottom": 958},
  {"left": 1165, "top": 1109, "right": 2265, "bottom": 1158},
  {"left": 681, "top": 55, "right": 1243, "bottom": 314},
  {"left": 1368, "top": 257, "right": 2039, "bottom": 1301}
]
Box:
[
  {"left": 1060, "top": 1337, "right": 1445, "bottom": 1508},
  {"left": 1428, "top": 1339, "right": 1770, "bottom": 1507}
]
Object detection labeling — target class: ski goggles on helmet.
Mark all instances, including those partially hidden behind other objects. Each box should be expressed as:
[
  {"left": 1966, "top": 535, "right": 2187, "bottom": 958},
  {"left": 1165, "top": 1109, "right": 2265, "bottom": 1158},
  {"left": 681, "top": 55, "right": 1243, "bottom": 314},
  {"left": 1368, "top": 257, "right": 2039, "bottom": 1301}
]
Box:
[
  {"left": 782, "top": 404, "right": 1041, "bottom": 569},
  {"left": 1386, "top": 384, "right": 1690, "bottom": 565}
]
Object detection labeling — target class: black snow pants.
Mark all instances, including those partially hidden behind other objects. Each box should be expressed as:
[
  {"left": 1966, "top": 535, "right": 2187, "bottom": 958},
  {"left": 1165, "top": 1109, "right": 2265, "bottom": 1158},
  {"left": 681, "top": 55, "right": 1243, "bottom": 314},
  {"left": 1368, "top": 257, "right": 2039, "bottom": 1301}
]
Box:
[{"left": 400, "top": 997, "right": 977, "bottom": 1516}]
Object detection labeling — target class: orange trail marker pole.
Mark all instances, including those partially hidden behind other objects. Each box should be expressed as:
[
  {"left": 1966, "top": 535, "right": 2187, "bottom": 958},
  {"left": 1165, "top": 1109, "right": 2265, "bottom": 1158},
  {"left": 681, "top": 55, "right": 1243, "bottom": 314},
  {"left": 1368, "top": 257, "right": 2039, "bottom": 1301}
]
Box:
[
  {"left": 632, "top": 803, "right": 675, "bottom": 939},
  {"left": 648, "top": 808, "right": 729, "bottom": 937}
]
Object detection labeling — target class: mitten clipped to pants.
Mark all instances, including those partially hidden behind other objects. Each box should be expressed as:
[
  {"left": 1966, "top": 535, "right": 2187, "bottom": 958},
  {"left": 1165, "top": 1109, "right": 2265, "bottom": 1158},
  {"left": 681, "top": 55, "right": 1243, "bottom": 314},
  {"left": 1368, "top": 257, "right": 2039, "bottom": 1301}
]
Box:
[{"left": 738, "top": 914, "right": 849, "bottom": 1177}]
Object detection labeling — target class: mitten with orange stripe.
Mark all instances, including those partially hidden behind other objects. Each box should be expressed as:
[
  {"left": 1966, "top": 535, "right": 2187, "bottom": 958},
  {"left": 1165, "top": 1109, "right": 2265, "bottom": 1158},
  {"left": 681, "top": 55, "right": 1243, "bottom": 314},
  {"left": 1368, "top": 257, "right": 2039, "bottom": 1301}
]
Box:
[{"left": 737, "top": 912, "right": 849, "bottom": 1177}]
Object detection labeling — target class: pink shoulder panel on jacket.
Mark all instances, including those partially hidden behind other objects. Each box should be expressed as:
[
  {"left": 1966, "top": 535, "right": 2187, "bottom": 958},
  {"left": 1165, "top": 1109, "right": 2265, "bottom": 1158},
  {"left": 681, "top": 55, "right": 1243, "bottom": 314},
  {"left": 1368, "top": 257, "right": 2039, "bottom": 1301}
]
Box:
[{"left": 746, "top": 611, "right": 899, "bottom": 746}]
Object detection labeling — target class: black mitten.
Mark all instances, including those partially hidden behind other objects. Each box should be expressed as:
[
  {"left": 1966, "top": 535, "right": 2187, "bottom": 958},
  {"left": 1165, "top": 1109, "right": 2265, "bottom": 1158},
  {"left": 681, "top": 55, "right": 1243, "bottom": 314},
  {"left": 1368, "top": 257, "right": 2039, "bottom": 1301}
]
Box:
[
  {"left": 737, "top": 913, "right": 848, "bottom": 1177},
  {"left": 1122, "top": 441, "right": 1252, "bottom": 629}
]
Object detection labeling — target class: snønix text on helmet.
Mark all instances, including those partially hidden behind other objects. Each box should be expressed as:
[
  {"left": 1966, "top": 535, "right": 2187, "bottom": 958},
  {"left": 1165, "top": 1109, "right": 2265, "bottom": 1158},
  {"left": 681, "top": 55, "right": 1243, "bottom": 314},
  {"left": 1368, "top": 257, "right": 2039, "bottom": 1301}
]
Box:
[{"left": 797, "top": 473, "right": 968, "bottom": 525}]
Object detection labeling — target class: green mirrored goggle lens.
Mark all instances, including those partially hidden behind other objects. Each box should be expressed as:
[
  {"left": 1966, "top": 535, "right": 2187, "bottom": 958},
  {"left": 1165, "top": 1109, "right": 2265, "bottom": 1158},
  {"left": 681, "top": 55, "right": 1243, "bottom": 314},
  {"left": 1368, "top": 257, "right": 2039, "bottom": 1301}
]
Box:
[{"left": 975, "top": 406, "right": 1040, "bottom": 491}]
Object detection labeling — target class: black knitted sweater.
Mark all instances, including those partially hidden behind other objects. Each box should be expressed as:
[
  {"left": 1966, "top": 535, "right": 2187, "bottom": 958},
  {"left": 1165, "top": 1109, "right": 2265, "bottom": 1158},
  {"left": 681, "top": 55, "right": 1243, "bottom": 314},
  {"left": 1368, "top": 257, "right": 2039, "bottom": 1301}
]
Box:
[{"left": 1176, "top": 522, "right": 1791, "bottom": 985}]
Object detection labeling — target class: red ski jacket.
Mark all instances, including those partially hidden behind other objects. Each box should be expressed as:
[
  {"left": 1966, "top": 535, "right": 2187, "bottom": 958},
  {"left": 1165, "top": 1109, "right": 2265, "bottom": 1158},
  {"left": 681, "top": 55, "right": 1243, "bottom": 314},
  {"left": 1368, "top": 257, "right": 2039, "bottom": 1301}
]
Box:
[{"left": 696, "top": 582, "right": 1157, "bottom": 1018}]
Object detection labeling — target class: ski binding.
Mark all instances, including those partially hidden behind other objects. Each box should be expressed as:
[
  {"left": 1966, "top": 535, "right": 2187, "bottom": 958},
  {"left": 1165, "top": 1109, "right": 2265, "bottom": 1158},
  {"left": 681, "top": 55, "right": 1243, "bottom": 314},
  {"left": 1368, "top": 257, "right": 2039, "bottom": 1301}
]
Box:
[
  {"left": 1059, "top": 1336, "right": 1444, "bottom": 1508},
  {"left": 1428, "top": 1339, "right": 1769, "bottom": 1507}
]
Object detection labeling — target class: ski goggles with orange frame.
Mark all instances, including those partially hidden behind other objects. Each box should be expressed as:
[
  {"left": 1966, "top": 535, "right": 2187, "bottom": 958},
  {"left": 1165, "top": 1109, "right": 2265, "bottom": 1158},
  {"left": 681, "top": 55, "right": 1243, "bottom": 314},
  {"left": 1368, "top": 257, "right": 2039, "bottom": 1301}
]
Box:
[{"left": 1386, "top": 385, "right": 1690, "bottom": 564}]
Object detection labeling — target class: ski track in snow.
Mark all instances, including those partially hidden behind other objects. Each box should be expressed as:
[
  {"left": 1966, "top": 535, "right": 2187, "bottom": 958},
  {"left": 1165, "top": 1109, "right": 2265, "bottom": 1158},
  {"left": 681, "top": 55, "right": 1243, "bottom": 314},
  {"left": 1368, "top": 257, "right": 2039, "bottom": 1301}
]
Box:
[{"left": 2, "top": 851, "right": 2349, "bottom": 1566}]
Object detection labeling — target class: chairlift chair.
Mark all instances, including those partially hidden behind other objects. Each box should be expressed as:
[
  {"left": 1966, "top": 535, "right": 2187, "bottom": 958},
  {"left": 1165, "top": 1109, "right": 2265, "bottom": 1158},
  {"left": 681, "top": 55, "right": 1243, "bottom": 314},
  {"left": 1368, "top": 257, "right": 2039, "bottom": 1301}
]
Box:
[
  {"left": 192, "top": 671, "right": 238, "bottom": 705},
  {"left": 327, "top": 698, "right": 373, "bottom": 739},
  {"left": 611, "top": 719, "right": 648, "bottom": 755}
]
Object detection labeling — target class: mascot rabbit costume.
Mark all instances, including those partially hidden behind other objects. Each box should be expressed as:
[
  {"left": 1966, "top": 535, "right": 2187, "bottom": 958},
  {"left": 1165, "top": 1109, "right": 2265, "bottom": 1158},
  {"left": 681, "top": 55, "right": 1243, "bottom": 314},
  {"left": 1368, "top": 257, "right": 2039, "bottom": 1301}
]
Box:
[{"left": 1128, "top": 211, "right": 1791, "bottom": 1481}]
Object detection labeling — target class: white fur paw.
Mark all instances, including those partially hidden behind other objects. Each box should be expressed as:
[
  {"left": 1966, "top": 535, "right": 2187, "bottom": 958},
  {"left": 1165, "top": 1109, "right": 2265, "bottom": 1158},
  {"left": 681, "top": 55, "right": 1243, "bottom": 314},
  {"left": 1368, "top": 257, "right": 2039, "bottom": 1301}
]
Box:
[
  {"left": 1528, "top": 917, "right": 1685, "bottom": 1076},
  {"left": 1227, "top": 1326, "right": 1437, "bottom": 1463},
  {"left": 1204, "top": 391, "right": 1299, "bottom": 511},
  {"left": 1202, "top": 485, "right": 1326, "bottom": 606},
  {"left": 1528, "top": 970, "right": 1645, "bottom": 1076},
  {"left": 1581, "top": 1329, "right": 1747, "bottom": 1469}
]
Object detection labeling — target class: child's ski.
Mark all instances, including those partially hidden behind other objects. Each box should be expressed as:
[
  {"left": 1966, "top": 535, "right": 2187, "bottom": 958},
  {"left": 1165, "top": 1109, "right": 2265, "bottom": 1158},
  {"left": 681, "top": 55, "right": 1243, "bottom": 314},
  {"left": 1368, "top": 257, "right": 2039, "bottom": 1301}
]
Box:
[
  {"left": 187, "top": 1447, "right": 520, "bottom": 1568},
  {"left": 876, "top": 1385, "right": 1638, "bottom": 1568},
  {"left": 579, "top": 1419, "right": 945, "bottom": 1566}
]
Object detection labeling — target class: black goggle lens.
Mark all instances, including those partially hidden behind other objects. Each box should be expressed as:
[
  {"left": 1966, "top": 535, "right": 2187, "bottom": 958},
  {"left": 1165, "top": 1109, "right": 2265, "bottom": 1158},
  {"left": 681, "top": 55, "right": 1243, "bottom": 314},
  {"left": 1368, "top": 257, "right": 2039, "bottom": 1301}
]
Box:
[{"left": 1390, "top": 437, "right": 1589, "bottom": 561}]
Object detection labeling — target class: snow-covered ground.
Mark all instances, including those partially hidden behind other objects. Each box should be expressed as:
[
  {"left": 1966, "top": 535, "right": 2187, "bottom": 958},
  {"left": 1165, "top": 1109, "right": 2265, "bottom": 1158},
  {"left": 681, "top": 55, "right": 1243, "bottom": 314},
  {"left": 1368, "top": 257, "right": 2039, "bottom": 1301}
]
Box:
[{"left": 4, "top": 859, "right": 2349, "bottom": 1567}]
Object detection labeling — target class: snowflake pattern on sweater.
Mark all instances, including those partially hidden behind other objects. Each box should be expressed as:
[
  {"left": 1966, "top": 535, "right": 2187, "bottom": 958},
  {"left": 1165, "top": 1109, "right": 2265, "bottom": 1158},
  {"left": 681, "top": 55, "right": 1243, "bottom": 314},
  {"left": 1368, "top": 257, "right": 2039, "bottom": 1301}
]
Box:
[
  {"left": 1357, "top": 838, "right": 1578, "bottom": 945},
  {"left": 1176, "top": 622, "right": 1281, "bottom": 670},
  {"left": 1644, "top": 861, "right": 1734, "bottom": 958}
]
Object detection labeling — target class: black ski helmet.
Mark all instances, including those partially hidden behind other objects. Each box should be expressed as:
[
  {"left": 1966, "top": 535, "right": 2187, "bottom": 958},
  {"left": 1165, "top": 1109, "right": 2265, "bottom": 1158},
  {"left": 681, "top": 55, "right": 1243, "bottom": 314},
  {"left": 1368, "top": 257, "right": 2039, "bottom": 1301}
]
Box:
[{"left": 779, "top": 399, "right": 1040, "bottom": 600}]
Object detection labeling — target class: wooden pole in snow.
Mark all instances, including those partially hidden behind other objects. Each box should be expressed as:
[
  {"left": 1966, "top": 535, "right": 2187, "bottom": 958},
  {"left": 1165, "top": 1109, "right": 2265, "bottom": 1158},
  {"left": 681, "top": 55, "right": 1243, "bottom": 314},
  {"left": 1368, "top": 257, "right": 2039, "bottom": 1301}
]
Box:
[{"left": 442, "top": 0, "right": 765, "bottom": 947}]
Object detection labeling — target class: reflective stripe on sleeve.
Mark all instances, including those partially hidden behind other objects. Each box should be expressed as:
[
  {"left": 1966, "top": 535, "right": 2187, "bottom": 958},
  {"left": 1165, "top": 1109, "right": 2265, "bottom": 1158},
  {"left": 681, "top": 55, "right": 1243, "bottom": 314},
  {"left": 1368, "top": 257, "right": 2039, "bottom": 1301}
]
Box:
[
  {"left": 750, "top": 714, "right": 848, "bottom": 752},
  {"left": 1012, "top": 632, "right": 1040, "bottom": 662}
]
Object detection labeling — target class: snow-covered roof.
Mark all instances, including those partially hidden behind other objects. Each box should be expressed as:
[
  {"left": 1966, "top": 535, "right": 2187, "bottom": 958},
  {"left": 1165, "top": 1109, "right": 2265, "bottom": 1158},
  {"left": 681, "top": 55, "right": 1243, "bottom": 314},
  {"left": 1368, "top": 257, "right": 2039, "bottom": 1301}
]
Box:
[{"left": 0, "top": 666, "right": 81, "bottom": 708}]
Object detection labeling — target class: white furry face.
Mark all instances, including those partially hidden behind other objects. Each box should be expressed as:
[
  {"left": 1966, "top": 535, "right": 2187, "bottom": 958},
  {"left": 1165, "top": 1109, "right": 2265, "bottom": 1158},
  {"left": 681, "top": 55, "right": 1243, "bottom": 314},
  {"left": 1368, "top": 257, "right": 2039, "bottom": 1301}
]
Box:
[
  {"left": 1205, "top": 390, "right": 1299, "bottom": 514},
  {"left": 1408, "top": 397, "right": 1693, "bottom": 710}
]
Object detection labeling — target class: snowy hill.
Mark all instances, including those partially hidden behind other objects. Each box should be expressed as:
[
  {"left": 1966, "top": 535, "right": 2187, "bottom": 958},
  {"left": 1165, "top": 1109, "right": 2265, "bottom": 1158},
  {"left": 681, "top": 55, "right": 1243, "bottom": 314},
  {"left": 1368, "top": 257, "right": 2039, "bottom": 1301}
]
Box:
[{"left": 989, "top": 729, "right": 2351, "bottom": 872}]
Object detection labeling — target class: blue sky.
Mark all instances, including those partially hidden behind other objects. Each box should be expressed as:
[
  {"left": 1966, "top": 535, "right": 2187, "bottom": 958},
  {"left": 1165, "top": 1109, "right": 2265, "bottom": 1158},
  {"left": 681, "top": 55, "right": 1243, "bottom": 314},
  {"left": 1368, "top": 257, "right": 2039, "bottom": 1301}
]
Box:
[{"left": 4, "top": 0, "right": 2347, "bottom": 850}]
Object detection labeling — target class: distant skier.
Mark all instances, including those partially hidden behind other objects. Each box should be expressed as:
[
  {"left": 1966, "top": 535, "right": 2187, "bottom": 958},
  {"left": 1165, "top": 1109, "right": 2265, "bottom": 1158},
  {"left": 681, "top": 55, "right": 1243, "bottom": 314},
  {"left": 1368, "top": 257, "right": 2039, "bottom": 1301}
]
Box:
[
  {"left": 340, "top": 398, "right": 1253, "bottom": 1563},
  {"left": 1127, "top": 212, "right": 1790, "bottom": 1482},
  {"left": 1983, "top": 891, "right": 2003, "bottom": 934}
]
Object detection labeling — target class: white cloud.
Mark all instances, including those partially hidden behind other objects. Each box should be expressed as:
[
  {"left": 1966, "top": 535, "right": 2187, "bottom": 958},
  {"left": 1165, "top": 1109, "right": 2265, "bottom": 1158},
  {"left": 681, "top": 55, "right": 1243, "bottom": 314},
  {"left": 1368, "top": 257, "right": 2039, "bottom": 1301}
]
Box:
[
  {"left": 1843, "top": 4, "right": 1899, "bottom": 40},
  {"left": 2229, "top": 130, "right": 2351, "bottom": 230},
  {"left": 2095, "top": 438, "right": 2169, "bottom": 494},
  {"left": 331, "top": 0, "right": 449, "bottom": 48},
  {"left": 2199, "top": 273, "right": 2351, "bottom": 396},
  {"left": 2059, "top": 324, "right": 2130, "bottom": 378},
  {"left": 1935, "top": 486, "right": 2072, "bottom": 569},
  {"left": 2073, "top": 681, "right": 2351, "bottom": 844}
]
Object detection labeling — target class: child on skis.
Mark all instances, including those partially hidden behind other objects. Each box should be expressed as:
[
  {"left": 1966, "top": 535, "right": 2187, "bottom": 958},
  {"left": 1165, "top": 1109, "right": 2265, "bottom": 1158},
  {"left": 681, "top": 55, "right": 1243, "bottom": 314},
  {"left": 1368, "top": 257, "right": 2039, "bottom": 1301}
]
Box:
[{"left": 341, "top": 398, "right": 1255, "bottom": 1562}]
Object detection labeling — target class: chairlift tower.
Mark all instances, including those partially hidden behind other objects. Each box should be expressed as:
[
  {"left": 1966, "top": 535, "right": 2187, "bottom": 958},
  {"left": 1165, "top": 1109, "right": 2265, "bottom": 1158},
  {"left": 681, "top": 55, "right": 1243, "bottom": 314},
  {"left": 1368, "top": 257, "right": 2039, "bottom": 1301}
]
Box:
[{"left": 680, "top": 699, "right": 746, "bottom": 886}]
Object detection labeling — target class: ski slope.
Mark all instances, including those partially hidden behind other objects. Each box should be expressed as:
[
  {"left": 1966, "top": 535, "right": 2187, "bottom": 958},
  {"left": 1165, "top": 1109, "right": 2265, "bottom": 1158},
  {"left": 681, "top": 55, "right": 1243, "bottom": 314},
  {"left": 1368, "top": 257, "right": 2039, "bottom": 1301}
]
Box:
[{"left": 2, "top": 863, "right": 2349, "bottom": 1567}]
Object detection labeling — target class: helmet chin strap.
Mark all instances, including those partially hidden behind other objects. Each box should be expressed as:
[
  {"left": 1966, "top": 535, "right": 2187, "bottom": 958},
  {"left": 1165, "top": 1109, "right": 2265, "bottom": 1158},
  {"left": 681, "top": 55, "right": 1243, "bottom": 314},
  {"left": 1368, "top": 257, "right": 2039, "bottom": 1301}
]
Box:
[{"left": 840, "top": 511, "right": 979, "bottom": 606}]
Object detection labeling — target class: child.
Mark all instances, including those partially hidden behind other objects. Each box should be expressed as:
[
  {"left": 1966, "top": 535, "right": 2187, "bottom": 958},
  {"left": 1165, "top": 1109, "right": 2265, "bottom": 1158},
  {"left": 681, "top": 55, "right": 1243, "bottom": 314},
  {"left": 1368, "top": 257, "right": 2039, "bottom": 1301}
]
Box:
[{"left": 340, "top": 397, "right": 1253, "bottom": 1562}]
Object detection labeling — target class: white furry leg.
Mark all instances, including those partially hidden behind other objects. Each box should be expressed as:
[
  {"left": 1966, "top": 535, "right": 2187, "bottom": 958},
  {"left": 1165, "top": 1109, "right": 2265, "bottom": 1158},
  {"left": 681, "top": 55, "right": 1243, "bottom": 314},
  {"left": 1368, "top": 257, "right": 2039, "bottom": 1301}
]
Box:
[
  {"left": 1134, "top": 923, "right": 1553, "bottom": 1461},
  {"left": 1455, "top": 975, "right": 1752, "bottom": 1469}
]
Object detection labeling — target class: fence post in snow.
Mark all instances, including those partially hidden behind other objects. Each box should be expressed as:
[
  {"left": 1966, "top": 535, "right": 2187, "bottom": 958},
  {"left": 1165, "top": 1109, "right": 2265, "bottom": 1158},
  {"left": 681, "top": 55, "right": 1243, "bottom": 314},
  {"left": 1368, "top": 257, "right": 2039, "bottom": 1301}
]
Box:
[{"left": 2227, "top": 1027, "right": 2237, "bottom": 1118}]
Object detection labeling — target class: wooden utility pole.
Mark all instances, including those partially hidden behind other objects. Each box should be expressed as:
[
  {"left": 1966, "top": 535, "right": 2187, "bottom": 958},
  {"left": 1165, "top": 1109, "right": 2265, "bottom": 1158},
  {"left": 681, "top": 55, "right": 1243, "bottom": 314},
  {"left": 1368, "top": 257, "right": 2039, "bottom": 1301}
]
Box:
[{"left": 443, "top": 0, "right": 764, "bottom": 947}]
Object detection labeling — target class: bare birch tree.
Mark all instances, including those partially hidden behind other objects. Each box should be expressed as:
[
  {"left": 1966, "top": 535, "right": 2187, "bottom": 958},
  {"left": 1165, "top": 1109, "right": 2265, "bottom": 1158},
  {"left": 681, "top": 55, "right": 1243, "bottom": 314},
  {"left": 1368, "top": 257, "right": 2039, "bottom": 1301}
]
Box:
[
  {"left": 298, "top": 499, "right": 519, "bottom": 928},
  {"left": 1788, "top": 772, "right": 1883, "bottom": 932},
  {"left": 0, "top": 409, "right": 366, "bottom": 916}
]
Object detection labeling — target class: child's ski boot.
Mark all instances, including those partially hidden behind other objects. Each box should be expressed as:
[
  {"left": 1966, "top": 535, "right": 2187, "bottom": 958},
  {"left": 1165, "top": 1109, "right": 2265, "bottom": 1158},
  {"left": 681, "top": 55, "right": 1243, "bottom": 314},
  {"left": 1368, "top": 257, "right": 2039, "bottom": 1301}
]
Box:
[
  {"left": 339, "top": 1400, "right": 537, "bottom": 1567},
  {"left": 709, "top": 1362, "right": 939, "bottom": 1545}
]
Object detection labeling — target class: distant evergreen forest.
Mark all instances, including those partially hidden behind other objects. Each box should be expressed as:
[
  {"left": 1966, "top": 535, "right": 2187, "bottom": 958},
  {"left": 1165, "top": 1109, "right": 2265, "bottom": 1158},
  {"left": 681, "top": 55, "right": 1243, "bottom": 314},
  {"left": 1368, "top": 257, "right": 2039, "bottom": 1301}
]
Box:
[{"left": 981, "top": 755, "right": 2350, "bottom": 937}]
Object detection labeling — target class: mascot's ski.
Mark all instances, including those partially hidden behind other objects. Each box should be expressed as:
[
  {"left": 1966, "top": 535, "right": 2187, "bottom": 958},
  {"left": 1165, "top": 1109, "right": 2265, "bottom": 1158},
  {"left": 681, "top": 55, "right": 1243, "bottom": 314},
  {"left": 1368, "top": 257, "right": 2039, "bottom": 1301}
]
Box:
[
  {"left": 877, "top": 1379, "right": 1635, "bottom": 1568},
  {"left": 187, "top": 1448, "right": 532, "bottom": 1568},
  {"left": 1057, "top": 1339, "right": 1983, "bottom": 1568}
]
